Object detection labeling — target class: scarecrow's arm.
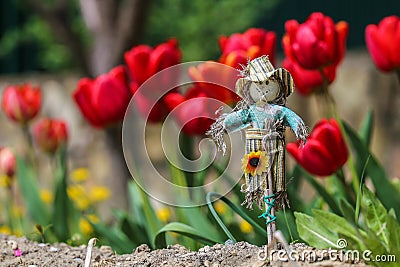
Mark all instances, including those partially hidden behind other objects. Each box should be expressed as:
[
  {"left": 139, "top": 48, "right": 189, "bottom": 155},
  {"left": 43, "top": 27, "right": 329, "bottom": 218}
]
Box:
[
  {"left": 223, "top": 109, "right": 251, "bottom": 133},
  {"left": 279, "top": 106, "right": 308, "bottom": 143}
]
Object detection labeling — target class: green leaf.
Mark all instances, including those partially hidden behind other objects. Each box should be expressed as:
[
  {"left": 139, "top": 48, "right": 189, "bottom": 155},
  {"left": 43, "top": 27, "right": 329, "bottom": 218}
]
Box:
[
  {"left": 312, "top": 209, "right": 360, "bottom": 242},
  {"left": 358, "top": 110, "right": 374, "bottom": 147},
  {"left": 344, "top": 122, "right": 400, "bottom": 219},
  {"left": 92, "top": 223, "right": 135, "bottom": 254},
  {"left": 52, "top": 147, "right": 70, "bottom": 241},
  {"left": 154, "top": 222, "right": 221, "bottom": 248},
  {"left": 339, "top": 198, "right": 356, "bottom": 225},
  {"left": 300, "top": 168, "right": 341, "bottom": 215},
  {"left": 113, "top": 210, "right": 148, "bottom": 246},
  {"left": 127, "top": 182, "right": 145, "bottom": 226},
  {"left": 276, "top": 209, "right": 299, "bottom": 243},
  {"left": 137, "top": 184, "right": 162, "bottom": 248},
  {"left": 362, "top": 186, "right": 388, "bottom": 246},
  {"left": 207, "top": 192, "right": 265, "bottom": 240},
  {"left": 177, "top": 206, "right": 224, "bottom": 243},
  {"left": 287, "top": 165, "right": 308, "bottom": 213},
  {"left": 386, "top": 209, "right": 400, "bottom": 259},
  {"left": 16, "top": 156, "right": 49, "bottom": 226},
  {"left": 360, "top": 228, "right": 393, "bottom": 267},
  {"left": 294, "top": 212, "right": 338, "bottom": 249}
]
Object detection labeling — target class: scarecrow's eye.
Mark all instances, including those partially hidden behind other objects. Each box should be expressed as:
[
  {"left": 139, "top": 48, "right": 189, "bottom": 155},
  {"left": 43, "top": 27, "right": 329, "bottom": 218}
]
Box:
[{"left": 265, "top": 80, "right": 269, "bottom": 85}]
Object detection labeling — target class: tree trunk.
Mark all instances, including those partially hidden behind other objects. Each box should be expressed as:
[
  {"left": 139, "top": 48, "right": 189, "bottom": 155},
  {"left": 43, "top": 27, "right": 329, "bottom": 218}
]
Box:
[{"left": 80, "top": 0, "right": 151, "bottom": 76}]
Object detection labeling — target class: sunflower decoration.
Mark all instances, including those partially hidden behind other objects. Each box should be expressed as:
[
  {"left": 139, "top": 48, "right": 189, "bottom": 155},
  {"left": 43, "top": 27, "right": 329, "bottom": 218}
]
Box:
[{"left": 241, "top": 151, "right": 269, "bottom": 177}]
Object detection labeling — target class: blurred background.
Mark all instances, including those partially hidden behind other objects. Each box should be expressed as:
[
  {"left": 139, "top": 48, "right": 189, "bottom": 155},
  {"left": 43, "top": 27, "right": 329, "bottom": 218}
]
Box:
[{"left": 0, "top": 0, "right": 399, "bottom": 213}]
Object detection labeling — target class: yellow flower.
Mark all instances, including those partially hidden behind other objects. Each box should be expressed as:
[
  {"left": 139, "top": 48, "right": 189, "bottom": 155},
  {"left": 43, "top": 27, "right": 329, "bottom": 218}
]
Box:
[
  {"left": 70, "top": 168, "right": 90, "bottom": 183},
  {"left": 86, "top": 214, "right": 100, "bottom": 224},
  {"left": 89, "top": 186, "right": 110, "bottom": 203},
  {"left": 67, "top": 185, "right": 90, "bottom": 210},
  {"left": 0, "top": 174, "right": 12, "bottom": 188},
  {"left": 40, "top": 189, "right": 53, "bottom": 204},
  {"left": 79, "top": 218, "right": 93, "bottom": 236},
  {"left": 241, "top": 151, "right": 269, "bottom": 176},
  {"left": 0, "top": 225, "right": 11, "bottom": 235},
  {"left": 156, "top": 207, "right": 171, "bottom": 223},
  {"left": 239, "top": 220, "right": 253, "bottom": 234},
  {"left": 214, "top": 201, "right": 227, "bottom": 214},
  {"left": 74, "top": 198, "right": 90, "bottom": 210}
]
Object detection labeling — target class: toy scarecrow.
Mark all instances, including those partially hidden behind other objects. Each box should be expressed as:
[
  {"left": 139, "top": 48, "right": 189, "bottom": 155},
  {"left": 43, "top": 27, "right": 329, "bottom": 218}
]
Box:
[{"left": 207, "top": 55, "right": 307, "bottom": 244}]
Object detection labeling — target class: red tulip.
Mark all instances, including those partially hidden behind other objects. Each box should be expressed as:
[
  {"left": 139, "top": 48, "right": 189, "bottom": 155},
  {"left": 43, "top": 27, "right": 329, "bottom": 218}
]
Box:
[
  {"left": 32, "top": 118, "right": 68, "bottom": 154},
  {"left": 2, "top": 83, "right": 41, "bottom": 124},
  {"left": 164, "top": 87, "right": 218, "bottom": 135},
  {"left": 125, "top": 39, "right": 181, "bottom": 123},
  {"left": 0, "top": 147, "right": 16, "bottom": 177},
  {"left": 287, "top": 119, "right": 348, "bottom": 176},
  {"left": 283, "top": 12, "right": 348, "bottom": 70},
  {"left": 282, "top": 58, "right": 336, "bottom": 95},
  {"left": 124, "top": 38, "right": 182, "bottom": 93},
  {"left": 219, "top": 28, "right": 277, "bottom": 68},
  {"left": 365, "top": 15, "right": 400, "bottom": 72},
  {"left": 73, "top": 66, "right": 132, "bottom": 128},
  {"left": 131, "top": 83, "right": 172, "bottom": 123},
  {"left": 188, "top": 61, "right": 240, "bottom": 105}
]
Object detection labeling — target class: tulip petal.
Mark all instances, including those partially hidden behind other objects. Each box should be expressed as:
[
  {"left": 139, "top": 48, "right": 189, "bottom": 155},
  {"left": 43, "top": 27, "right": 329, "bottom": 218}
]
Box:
[
  {"left": 300, "top": 139, "right": 335, "bottom": 176},
  {"left": 124, "top": 45, "right": 152, "bottom": 84},
  {"left": 366, "top": 25, "right": 392, "bottom": 72},
  {"left": 73, "top": 79, "right": 103, "bottom": 127}
]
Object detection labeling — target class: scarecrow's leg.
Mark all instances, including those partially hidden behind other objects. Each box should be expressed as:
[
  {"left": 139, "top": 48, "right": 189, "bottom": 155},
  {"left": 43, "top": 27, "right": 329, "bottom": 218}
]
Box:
[
  {"left": 259, "top": 170, "right": 277, "bottom": 247},
  {"left": 266, "top": 171, "right": 276, "bottom": 246}
]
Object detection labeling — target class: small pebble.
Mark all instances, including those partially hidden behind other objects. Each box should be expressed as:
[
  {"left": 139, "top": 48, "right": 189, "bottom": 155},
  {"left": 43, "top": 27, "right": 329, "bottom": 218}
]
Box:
[
  {"left": 7, "top": 241, "right": 18, "bottom": 250},
  {"left": 49, "top": 246, "right": 58, "bottom": 252},
  {"left": 134, "top": 244, "right": 151, "bottom": 253},
  {"left": 213, "top": 244, "right": 222, "bottom": 250},
  {"left": 100, "top": 245, "right": 113, "bottom": 253},
  {"left": 224, "top": 239, "right": 234, "bottom": 245}
]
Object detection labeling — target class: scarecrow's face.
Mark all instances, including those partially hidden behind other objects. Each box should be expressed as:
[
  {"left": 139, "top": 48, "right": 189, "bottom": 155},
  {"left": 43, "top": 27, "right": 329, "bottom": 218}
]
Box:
[{"left": 249, "top": 79, "right": 280, "bottom": 104}]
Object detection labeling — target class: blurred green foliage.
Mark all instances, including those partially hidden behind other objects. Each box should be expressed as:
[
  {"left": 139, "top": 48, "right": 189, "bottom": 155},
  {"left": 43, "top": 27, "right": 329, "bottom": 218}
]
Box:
[
  {"left": 145, "top": 0, "right": 280, "bottom": 61},
  {"left": 0, "top": 0, "right": 279, "bottom": 72}
]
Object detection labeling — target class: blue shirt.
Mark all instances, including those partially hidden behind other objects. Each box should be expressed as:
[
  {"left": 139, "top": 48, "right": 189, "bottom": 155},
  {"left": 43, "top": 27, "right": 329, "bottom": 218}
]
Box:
[{"left": 223, "top": 104, "right": 306, "bottom": 137}]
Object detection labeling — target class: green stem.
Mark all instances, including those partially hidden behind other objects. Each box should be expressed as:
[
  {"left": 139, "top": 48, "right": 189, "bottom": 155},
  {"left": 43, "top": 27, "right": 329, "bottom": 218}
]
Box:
[
  {"left": 21, "top": 125, "right": 36, "bottom": 170},
  {"left": 335, "top": 169, "right": 355, "bottom": 204},
  {"left": 323, "top": 89, "right": 360, "bottom": 198},
  {"left": 317, "top": 69, "right": 360, "bottom": 194},
  {"left": 179, "top": 133, "right": 194, "bottom": 187}
]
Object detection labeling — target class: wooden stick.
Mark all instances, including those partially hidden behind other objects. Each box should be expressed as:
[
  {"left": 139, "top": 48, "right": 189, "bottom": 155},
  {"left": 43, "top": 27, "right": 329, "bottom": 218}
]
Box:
[{"left": 266, "top": 170, "right": 276, "bottom": 247}]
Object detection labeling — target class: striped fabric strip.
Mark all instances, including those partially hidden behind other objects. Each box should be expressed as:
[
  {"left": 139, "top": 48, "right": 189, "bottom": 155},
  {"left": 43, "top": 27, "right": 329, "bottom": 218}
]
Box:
[{"left": 242, "top": 128, "right": 287, "bottom": 210}]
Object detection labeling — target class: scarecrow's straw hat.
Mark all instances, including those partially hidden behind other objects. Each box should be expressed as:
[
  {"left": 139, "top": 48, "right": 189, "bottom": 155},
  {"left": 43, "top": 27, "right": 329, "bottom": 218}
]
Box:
[{"left": 236, "top": 55, "right": 294, "bottom": 98}]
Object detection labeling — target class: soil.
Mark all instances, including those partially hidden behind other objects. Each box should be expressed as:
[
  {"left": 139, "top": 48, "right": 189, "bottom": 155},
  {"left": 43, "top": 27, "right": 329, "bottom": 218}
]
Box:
[{"left": 0, "top": 234, "right": 370, "bottom": 267}]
